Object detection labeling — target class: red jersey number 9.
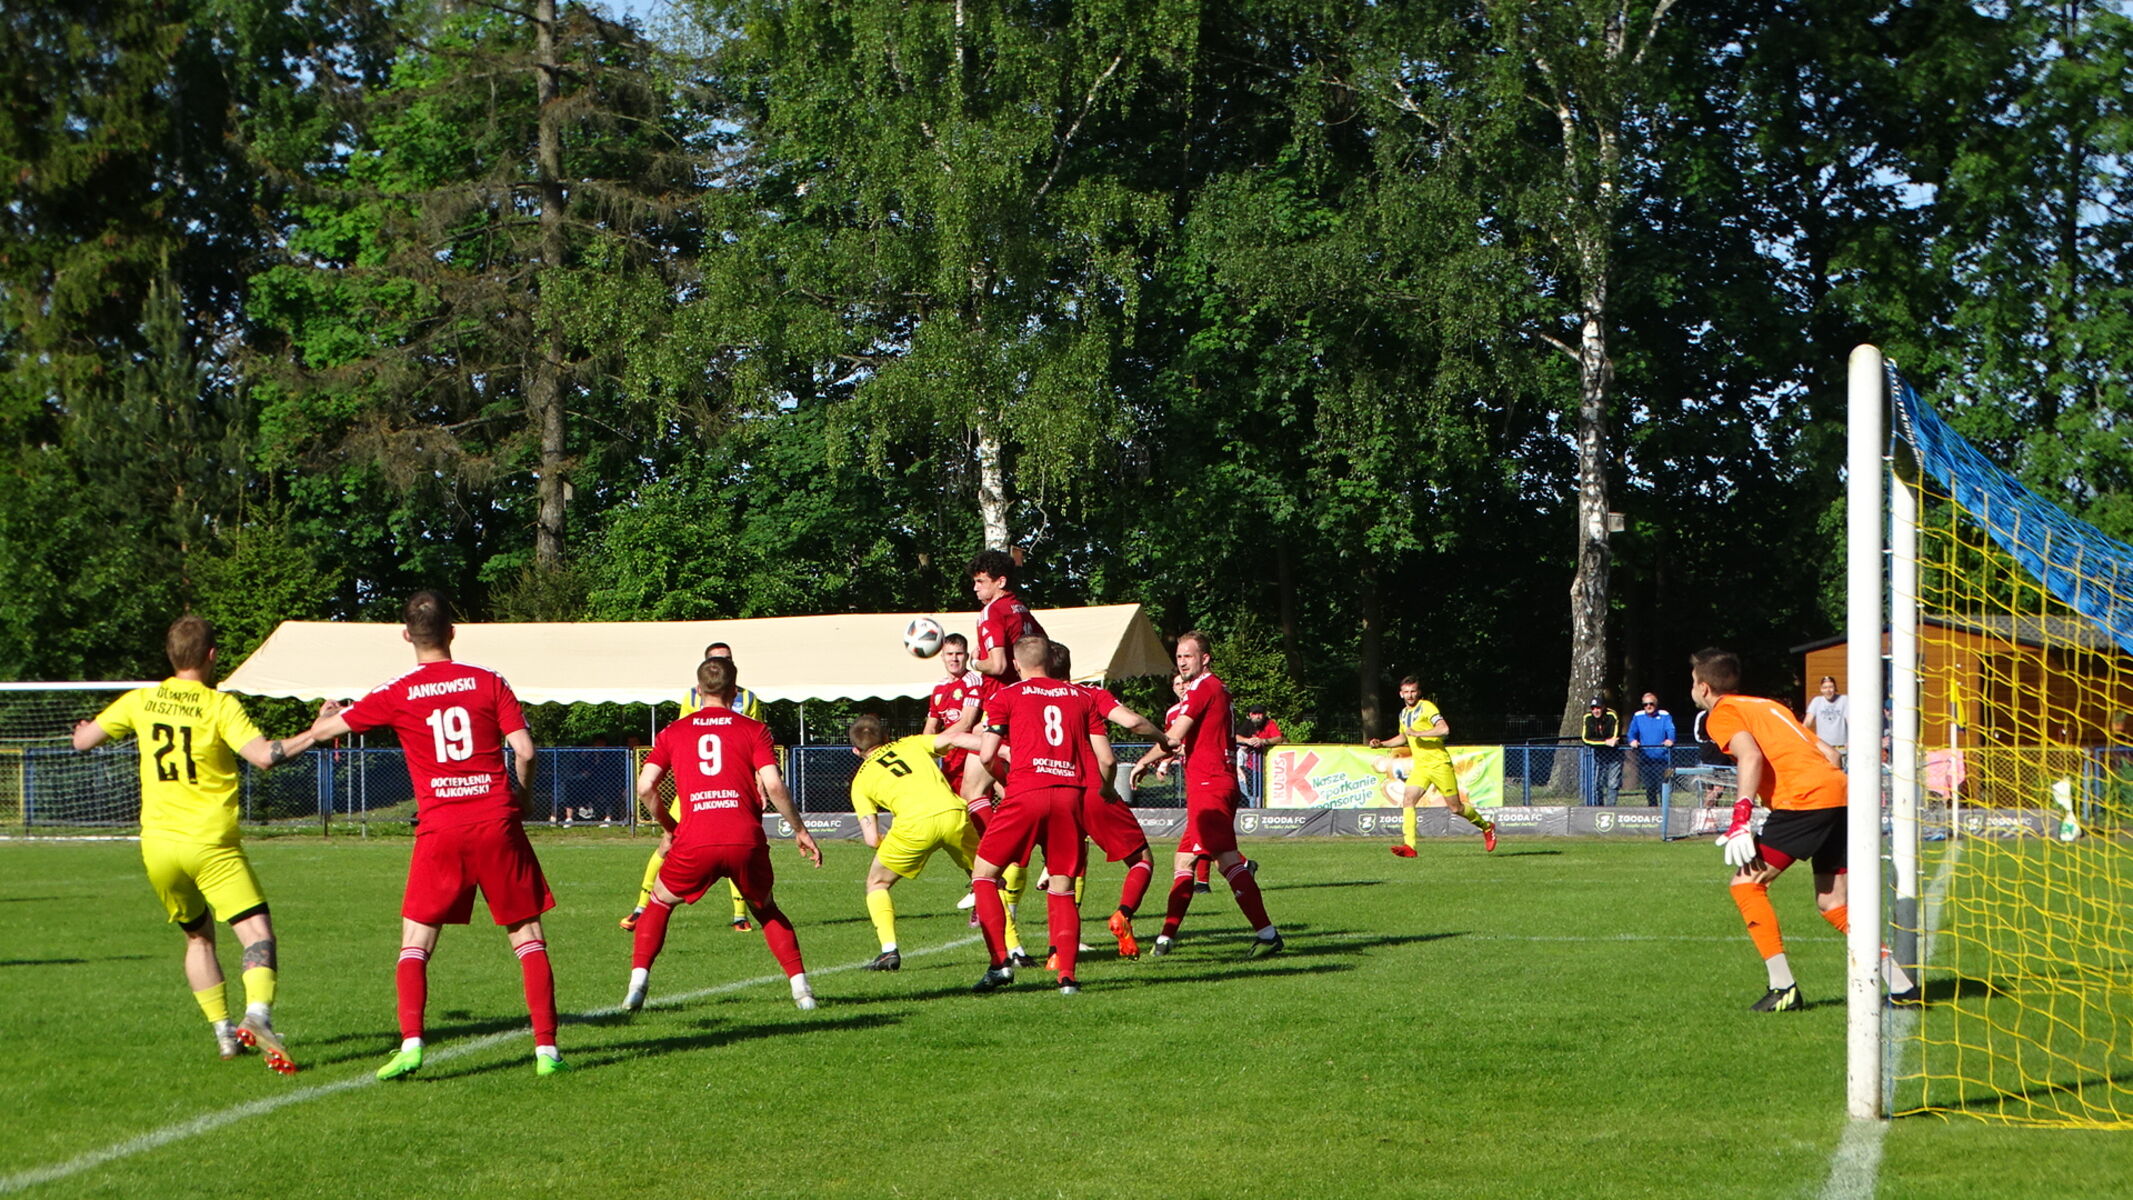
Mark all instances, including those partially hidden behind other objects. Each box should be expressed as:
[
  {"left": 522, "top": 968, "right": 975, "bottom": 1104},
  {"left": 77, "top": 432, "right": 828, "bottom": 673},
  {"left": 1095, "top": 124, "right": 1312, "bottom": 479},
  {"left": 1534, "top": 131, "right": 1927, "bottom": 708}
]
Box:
[{"left": 697, "top": 733, "right": 724, "bottom": 777}]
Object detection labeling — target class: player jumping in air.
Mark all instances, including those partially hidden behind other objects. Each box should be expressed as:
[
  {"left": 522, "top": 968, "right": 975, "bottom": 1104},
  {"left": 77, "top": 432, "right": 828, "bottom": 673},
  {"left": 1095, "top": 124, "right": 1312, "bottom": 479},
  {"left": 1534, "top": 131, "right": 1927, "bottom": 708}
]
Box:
[
  {"left": 308, "top": 591, "right": 569, "bottom": 1078},
  {"left": 621, "top": 641, "right": 760, "bottom": 935},
  {"left": 1130, "top": 632, "right": 1283, "bottom": 959},
  {"left": 847, "top": 716, "right": 986, "bottom": 971},
  {"left": 73, "top": 616, "right": 321, "bottom": 1073},
  {"left": 1692, "top": 648, "right": 1916, "bottom": 1011},
  {"left": 972, "top": 636, "right": 1104, "bottom": 994},
  {"left": 1368, "top": 676, "right": 1497, "bottom": 856},
  {"left": 623, "top": 655, "right": 823, "bottom": 1014}
]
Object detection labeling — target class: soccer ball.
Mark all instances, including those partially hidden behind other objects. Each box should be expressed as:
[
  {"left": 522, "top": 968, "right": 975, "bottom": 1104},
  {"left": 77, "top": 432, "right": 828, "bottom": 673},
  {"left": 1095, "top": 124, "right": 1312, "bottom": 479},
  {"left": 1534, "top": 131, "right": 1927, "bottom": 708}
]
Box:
[{"left": 903, "top": 617, "right": 946, "bottom": 658}]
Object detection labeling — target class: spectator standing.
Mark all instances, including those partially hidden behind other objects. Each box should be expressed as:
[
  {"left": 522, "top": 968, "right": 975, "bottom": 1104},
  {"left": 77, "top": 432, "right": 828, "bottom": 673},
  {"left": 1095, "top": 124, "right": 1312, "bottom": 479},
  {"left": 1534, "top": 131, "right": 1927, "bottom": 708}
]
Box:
[
  {"left": 1803, "top": 676, "right": 1850, "bottom": 770},
  {"left": 1625, "top": 693, "right": 1677, "bottom": 806},
  {"left": 1234, "top": 704, "right": 1284, "bottom": 804},
  {"left": 1581, "top": 697, "right": 1622, "bottom": 806}
]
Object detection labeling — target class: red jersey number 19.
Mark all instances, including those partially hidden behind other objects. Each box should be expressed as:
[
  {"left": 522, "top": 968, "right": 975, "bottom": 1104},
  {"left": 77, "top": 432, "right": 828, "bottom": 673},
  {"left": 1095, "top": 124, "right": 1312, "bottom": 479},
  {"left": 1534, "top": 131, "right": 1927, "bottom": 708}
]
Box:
[
  {"left": 697, "top": 733, "right": 723, "bottom": 776},
  {"left": 427, "top": 707, "right": 473, "bottom": 762}
]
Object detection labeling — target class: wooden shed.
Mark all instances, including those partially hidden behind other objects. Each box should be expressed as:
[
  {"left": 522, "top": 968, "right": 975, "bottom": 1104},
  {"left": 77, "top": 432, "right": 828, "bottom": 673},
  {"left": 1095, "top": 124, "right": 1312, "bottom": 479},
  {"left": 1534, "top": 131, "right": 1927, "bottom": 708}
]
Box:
[{"left": 1794, "top": 616, "right": 2133, "bottom": 750}]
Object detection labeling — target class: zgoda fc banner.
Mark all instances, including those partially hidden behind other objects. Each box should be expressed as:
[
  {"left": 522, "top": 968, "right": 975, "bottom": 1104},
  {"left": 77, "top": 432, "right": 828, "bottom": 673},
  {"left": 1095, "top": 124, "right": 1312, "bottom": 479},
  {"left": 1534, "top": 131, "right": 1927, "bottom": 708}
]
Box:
[{"left": 1262, "top": 745, "right": 1504, "bottom": 809}]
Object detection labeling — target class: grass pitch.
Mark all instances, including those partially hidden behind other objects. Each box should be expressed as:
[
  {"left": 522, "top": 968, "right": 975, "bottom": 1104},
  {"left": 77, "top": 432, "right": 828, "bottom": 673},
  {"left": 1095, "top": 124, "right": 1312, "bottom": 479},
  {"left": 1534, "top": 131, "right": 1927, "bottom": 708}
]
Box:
[{"left": 1, "top": 836, "right": 2127, "bottom": 1199}]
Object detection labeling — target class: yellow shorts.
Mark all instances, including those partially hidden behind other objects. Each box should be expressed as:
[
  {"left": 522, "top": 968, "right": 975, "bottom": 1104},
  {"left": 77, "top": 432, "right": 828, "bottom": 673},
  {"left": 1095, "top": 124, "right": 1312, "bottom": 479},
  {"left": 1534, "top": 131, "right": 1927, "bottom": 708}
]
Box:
[
  {"left": 141, "top": 838, "right": 266, "bottom": 927},
  {"left": 1407, "top": 760, "right": 1460, "bottom": 800},
  {"left": 875, "top": 810, "right": 979, "bottom": 881}
]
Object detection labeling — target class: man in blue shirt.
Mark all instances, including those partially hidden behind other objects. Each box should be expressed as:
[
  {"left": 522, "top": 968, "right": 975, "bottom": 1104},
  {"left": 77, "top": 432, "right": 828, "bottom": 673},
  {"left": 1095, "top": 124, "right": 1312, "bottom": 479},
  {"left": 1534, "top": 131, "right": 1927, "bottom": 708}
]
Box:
[{"left": 1625, "top": 692, "right": 1677, "bottom": 806}]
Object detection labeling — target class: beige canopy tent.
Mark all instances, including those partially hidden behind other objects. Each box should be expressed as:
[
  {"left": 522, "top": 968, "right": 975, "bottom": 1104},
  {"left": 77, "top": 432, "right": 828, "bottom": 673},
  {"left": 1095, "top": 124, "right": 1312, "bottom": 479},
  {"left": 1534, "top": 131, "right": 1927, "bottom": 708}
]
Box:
[{"left": 221, "top": 604, "right": 1173, "bottom": 706}]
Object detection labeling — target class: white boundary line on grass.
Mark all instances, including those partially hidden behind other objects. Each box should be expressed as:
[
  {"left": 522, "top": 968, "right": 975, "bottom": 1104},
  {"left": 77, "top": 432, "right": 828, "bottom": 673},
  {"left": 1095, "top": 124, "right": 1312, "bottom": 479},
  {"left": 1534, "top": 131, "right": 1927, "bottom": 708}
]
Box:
[
  {"left": 0, "top": 934, "right": 981, "bottom": 1194},
  {"left": 1817, "top": 840, "right": 1959, "bottom": 1200}
]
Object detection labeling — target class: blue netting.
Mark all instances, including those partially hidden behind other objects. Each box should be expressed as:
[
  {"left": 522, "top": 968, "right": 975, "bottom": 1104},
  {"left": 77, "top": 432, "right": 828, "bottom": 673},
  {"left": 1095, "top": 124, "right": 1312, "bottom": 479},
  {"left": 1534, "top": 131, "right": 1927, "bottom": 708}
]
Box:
[{"left": 1890, "top": 367, "right": 2133, "bottom": 657}]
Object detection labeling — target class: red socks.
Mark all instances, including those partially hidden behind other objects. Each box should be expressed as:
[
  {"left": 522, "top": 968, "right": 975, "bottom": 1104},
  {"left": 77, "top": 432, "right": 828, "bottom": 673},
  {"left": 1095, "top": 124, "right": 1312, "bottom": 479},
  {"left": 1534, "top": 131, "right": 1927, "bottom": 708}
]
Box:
[
  {"left": 513, "top": 938, "right": 558, "bottom": 1046},
  {"left": 1047, "top": 892, "right": 1080, "bottom": 981},
  {"left": 1118, "top": 860, "right": 1154, "bottom": 915},
  {"left": 631, "top": 898, "right": 675, "bottom": 969},
  {"left": 1160, "top": 871, "right": 1194, "bottom": 939},
  {"left": 755, "top": 902, "right": 807, "bottom": 977},
  {"left": 1193, "top": 857, "right": 1212, "bottom": 885},
  {"left": 1224, "top": 860, "right": 1272, "bottom": 930},
  {"left": 395, "top": 946, "right": 429, "bottom": 1040},
  {"left": 974, "top": 876, "right": 1008, "bottom": 966}
]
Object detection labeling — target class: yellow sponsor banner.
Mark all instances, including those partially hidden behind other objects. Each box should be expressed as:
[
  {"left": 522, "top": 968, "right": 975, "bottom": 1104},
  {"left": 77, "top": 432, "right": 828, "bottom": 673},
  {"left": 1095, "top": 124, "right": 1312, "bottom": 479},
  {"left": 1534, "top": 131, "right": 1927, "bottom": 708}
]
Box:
[{"left": 1264, "top": 745, "right": 1504, "bottom": 809}]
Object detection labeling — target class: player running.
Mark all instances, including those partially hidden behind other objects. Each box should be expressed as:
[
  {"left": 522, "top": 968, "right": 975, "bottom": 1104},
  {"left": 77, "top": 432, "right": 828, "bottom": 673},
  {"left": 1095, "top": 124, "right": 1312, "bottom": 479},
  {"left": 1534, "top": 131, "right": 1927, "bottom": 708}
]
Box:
[
  {"left": 1692, "top": 648, "right": 1916, "bottom": 1011},
  {"left": 1130, "top": 632, "right": 1283, "bottom": 959},
  {"left": 971, "top": 636, "right": 1104, "bottom": 995},
  {"left": 308, "top": 591, "right": 568, "bottom": 1078},
  {"left": 72, "top": 616, "right": 320, "bottom": 1073},
  {"left": 847, "top": 715, "right": 987, "bottom": 971},
  {"left": 1368, "top": 676, "right": 1497, "bottom": 856},
  {"left": 1045, "top": 640, "right": 1172, "bottom": 958},
  {"left": 621, "top": 642, "right": 760, "bottom": 935},
  {"left": 623, "top": 656, "right": 823, "bottom": 1014}
]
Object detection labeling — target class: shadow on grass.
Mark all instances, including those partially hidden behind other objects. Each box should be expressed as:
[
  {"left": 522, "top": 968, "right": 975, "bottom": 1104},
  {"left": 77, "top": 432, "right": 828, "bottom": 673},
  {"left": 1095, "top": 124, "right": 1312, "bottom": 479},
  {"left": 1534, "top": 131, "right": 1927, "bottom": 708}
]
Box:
[
  {"left": 1483, "top": 849, "right": 1563, "bottom": 858},
  {"left": 418, "top": 1013, "right": 895, "bottom": 1078},
  {"left": 1929, "top": 1062, "right": 2133, "bottom": 1119},
  {"left": 294, "top": 1013, "right": 560, "bottom": 1068},
  {"left": 0, "top": 954, "right": 151, "bottom": 967},
  {"left": 1920, "top": 974, "right": 2006, "bottom": 1004},
  {"left": 1261, "top": 879, "right": 1386, "bottom": 893}
]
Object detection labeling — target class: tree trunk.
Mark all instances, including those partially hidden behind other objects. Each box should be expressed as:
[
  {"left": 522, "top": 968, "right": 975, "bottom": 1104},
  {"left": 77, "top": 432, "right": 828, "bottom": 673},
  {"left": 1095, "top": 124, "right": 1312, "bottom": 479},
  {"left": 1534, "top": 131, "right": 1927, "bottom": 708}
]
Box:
[
  {"left": 532, "top": 0, "right": 568, "bottom": 567},
  {"left": 1554, "top": 288, "right": 1613, "bottom": 789},
  {"left": 974, "top": 414, "right": 1009, "bottom": 550},
  {"left": 1358, "top": 563, "right": 1384, "bottom": 740},
  {"left": 1276, "top": 539, "right": 1305, "bottom": 685}
]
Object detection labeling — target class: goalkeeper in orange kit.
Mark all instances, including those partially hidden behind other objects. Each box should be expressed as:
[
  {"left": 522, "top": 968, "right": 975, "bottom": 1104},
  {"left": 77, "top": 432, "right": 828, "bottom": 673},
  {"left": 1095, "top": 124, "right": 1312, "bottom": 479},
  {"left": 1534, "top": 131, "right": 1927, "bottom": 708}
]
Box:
[{"left": 1691, "top": 649, "right": 1915, "bottom": 1011}]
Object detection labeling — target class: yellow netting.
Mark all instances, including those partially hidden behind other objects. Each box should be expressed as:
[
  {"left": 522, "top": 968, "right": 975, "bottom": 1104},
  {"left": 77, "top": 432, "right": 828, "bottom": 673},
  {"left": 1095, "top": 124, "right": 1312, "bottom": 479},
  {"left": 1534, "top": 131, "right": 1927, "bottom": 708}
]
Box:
[{"left": 1891, "top": 471, "right": 2133, "bottom": 1127}]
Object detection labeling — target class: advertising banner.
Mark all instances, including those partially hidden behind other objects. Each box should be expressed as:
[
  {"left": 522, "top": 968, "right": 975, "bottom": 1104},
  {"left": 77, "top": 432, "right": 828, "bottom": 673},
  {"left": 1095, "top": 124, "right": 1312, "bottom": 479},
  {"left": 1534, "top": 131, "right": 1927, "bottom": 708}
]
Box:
[{"left": 1264, "top": 745, "right": 1505, "bottom": 809}]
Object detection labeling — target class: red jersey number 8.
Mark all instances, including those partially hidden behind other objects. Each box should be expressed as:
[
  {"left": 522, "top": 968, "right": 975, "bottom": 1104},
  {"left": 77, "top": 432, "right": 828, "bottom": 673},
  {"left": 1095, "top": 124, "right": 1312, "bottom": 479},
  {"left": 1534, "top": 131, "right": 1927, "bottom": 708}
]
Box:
[
  {"left": 426, "top": 707, "right": 473, "bottom": 762},
  {"left": 697, "top": 733, "right": 724, "bottom": 777},
  {"left": 1043, "top": 704, "right": 1064, "bottom": 747}
]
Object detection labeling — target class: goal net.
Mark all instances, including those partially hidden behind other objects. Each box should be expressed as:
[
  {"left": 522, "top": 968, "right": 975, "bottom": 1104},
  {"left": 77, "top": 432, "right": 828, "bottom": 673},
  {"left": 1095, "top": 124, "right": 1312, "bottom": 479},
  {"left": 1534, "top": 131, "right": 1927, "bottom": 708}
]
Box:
[
  {"left": 1888, "top": 368, "right": 2133, "bottom": 1128},
  {"left": 0, "top": 683, "right": 157, "bottom": 833}
]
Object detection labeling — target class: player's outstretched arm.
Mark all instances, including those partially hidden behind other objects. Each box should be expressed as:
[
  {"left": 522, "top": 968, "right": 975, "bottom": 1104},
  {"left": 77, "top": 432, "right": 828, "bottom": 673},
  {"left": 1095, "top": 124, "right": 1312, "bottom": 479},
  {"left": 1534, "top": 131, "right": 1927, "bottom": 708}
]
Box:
[
  {"left": 71, "top": 720, "right": 111, "bottom": 751},
  {"left": 759, "top": 767, "right": 821, "bottom": 867},
  {"left": 1104, "top": 704, "right": 1161, "bottom": 740},
  {"left": 237, "top": 728, "right": 321, "bottom": 771},
  {"left": 933, "top": 730, "right": 985, "bottom": 754},
  {"left": 307, "top": 700, "right": 355, "bottom": 744}
]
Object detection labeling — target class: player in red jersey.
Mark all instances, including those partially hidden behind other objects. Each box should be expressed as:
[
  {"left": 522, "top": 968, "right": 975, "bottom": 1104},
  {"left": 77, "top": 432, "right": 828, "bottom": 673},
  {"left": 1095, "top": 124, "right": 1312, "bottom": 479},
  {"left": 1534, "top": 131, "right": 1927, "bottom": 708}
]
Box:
[
  {"left": 1045, "top": 640, "right": 1171, "bottom": 958},
  {"left": 623, "top": 656, "right": 823, "bottom": 1014},
  {"left": 959, "top": 550, "right": 1047, "bottom": 808},
  {"left": 307, "top": 591, "right": 568, "bottom": 1079},
  {"left": 924, "top": 631, "right": 988, "bottom": 828},
  {"left": 1131, "top": 631, "right": 1283, "bottom": 958},
  {"left": 1149, "top": 674, "right": 1214, "bottom": 891},
  {"left": 970, "top": 636, "right": 1105, "bottom": 995}
]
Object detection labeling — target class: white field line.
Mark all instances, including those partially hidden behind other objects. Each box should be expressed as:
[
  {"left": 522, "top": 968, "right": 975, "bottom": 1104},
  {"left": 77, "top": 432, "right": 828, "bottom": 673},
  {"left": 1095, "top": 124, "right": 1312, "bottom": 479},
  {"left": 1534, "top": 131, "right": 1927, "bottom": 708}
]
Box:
[
  {"left": 0, "top": 934, "right": 982, "bottom": 1194},
  {"left": 1817, "top": 840, "right": 1960, "bottom": 1200}
]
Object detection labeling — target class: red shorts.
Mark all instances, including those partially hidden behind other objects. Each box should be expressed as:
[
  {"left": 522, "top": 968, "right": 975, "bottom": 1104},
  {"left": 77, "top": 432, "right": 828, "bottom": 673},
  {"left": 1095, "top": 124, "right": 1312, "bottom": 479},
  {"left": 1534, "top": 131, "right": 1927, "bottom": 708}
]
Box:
[
  {"left": 1176, "top": 778, "right": 1242, "bottom": 857},
  {"left": 402, "top": 818, "right": 555, "bottom": 927},
  {"left": 942, "top": 749, "right": 971, "bottom": 790},
  {"left": 657, "top": 839, "right": 775, "bottom": 907},
  {"left": 977, "top": 785, "right": 1085, "bottom": 877},
  {"left": 1082, "top": 782, "right": 1147, "bottom": 862}
]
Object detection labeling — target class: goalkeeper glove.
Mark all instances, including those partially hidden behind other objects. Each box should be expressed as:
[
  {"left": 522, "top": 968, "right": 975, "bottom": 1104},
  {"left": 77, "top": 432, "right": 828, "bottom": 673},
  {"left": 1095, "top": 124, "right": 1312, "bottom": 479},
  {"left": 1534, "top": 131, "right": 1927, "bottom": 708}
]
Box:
[{"left": 1715, "top": 797, "right": 1758, "bottom": 868}]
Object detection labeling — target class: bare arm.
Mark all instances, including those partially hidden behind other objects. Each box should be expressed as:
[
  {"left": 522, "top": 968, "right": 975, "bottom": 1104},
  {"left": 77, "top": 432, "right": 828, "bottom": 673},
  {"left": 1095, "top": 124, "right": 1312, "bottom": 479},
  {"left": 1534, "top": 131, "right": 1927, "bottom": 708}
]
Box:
[
  {"left": 934, "top": 730, "right": 986, "bottom": 754},
  {"left": 758, "top": 766, "right": 821, "bottom": 867},
  {"left": 1104, "top": 703, "right": 1161, "bottom": 740},
  {"left": 72, "top": 721, "right": 111, "bottom": 751},
  {"left": 506, "top": 728, "right": 537, "bottom": 809},
  {"left": 857, "top": 812, "right": 881, "bottom": 849},
  {"left": 1728, "top": 732, "right": 1766, "bottom": 803},
  {"left": 1132, "top": 714, "right": 1191, "bottom": 783},
  {"left": 237, "top": 728, "right": 321, "bottom": 771},
  {"left": 973, "top": 647, "right": 1009, "bottom": 678}
]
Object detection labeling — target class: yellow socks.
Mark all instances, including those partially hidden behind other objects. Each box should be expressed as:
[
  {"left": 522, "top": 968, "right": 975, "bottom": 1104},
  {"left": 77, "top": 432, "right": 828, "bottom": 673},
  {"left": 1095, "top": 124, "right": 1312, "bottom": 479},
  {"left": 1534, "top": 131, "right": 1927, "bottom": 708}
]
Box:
[
  {"left": 1402, "top": 805, "right": 1418, "bottom": 848},
  {"left": 636, "top": 850, "right": 665, "bottom": 910},
  {"left": 193, "top": 983, "right": 229, "bottom": 1025},
  {"left": 866, "top": 887, "right": 898, "bottom": 951},
  {"left": 730, "top": 881, "right": 749, "bottom": 924},
  {"left": 241, "top": 965, "right": 277, "bottom": 1010}
]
